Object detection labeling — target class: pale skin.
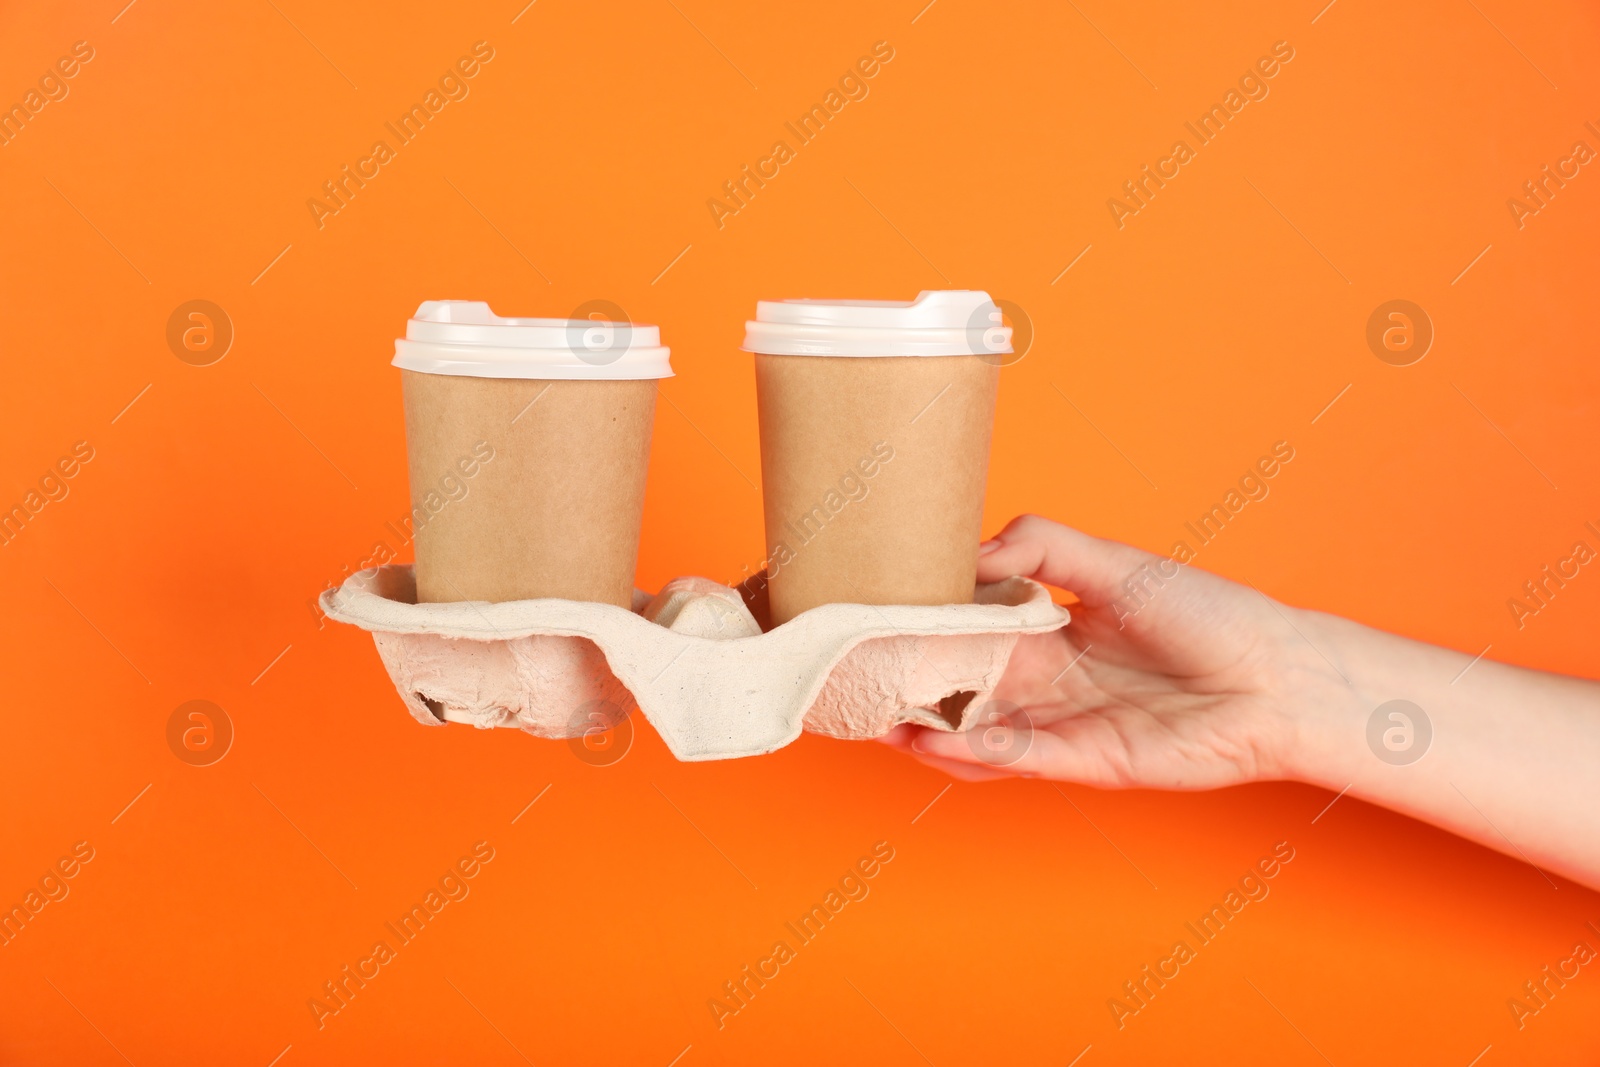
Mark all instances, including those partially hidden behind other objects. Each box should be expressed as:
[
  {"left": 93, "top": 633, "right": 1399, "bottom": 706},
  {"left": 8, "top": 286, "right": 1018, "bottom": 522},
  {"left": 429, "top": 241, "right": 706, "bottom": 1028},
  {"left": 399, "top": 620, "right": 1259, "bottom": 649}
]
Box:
[{"left": 880, "top": 515, "right": 1600, "bottom": 891}]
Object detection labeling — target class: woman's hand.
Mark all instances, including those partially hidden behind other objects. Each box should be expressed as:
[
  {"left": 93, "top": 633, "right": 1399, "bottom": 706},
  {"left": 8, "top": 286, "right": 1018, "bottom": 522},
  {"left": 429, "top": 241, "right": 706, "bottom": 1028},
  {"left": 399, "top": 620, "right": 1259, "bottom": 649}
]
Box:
[
  {"left": 881, "top": 514, "right": 1600, "bottom": 889},
  {"left": 880, "top": 515, "right": 1340, "bottom": 787}
]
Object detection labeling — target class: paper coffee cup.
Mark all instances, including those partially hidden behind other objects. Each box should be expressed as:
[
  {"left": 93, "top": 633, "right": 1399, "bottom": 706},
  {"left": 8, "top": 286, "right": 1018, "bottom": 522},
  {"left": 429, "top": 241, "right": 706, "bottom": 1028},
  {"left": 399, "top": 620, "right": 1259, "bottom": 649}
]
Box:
[
  {"left": 743, "top": 291, "right": 1009, "bottom": 626},
  {"left": 393, "top": 301, "right": 672, "bottom": 607}
]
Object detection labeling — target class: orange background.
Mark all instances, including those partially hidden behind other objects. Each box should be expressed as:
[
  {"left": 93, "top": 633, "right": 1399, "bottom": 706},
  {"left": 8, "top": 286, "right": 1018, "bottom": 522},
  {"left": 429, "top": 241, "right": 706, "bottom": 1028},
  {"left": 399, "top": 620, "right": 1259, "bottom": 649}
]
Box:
[{"left": 3, "top": 0, "right": 1599, "bottom": 1063}]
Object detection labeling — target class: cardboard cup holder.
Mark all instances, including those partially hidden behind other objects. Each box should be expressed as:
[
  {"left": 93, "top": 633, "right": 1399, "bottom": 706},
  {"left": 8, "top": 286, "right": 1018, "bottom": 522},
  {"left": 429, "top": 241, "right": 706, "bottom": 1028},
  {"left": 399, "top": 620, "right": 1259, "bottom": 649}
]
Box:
[{"left": 321, "top": 565, "right": 1069, "bottom": 762}]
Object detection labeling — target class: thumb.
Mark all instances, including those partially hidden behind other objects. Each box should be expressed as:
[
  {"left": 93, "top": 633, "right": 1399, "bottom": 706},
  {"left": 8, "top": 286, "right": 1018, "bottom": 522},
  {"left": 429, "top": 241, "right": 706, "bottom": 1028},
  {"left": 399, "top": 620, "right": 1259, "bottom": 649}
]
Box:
[{"left": 976, "top": 515, "right": 1153, "bottom": 607}]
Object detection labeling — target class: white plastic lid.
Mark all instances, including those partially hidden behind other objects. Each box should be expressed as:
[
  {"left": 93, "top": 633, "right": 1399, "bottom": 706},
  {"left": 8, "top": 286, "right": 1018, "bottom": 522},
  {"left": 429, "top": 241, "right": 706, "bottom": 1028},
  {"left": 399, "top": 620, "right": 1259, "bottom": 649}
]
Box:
[
  {"left": 741, "top": 290, "right": 1012, "bottom": 357},
  {"left": 392, "top": 301, "right": 673, "bottom": 380}
]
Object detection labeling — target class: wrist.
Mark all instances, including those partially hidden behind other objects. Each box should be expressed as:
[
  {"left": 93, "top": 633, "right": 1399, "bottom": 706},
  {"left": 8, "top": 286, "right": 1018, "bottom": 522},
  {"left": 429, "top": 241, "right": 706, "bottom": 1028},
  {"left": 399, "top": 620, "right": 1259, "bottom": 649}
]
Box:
[{"left": 1262, "top": 605, "right": 1373, "bottom": 789}]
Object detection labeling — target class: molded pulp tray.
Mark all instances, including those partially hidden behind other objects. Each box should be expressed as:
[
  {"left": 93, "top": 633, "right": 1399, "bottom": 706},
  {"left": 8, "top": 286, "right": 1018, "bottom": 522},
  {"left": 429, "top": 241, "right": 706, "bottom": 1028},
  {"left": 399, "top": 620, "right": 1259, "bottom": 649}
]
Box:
[{"left": 321, "top": 565, "right": 1069, "bottom": 762}]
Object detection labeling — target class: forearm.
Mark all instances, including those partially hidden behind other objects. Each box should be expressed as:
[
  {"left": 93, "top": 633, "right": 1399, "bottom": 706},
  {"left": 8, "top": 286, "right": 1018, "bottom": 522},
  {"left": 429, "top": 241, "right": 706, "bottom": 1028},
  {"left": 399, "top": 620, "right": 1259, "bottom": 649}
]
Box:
[{"left": 1281, "top": 608, "right": 1600, "bottom": 889}]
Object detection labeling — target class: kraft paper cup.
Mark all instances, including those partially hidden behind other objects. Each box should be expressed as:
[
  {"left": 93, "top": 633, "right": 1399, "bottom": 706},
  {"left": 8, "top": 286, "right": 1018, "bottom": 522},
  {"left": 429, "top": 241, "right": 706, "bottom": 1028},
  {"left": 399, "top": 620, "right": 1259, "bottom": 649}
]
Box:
[
  {"left": 393, "top": 301, "right": 672, "bottom": 606},
  {"left": 743, "top": 291, "right": 1009, "bottom": 626}
]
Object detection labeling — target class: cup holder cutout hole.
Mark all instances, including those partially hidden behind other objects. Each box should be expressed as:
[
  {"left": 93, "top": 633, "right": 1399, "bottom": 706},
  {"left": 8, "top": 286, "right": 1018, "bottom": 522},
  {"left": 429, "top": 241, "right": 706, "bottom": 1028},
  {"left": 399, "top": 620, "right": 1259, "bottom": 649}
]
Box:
[{"left": 935, "top": 690, "right": 978, "bottom": 728}]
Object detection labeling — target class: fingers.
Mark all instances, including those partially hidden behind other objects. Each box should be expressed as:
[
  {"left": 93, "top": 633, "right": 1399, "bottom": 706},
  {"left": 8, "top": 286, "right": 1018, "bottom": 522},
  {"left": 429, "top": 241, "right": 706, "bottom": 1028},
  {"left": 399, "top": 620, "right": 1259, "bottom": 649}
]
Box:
[
  {"left": 870, "top": 723, "right": 1017, "bottom": 780},
  {"left": 976, "top": 514, "right": 1153, "bottom": 606},
  {"left": 909, "top": 750, "right": 1020, "bottom": 782},
  {"left": 902, "top": 719, "right": 1127, "bottom": 787},
  {"left": 909, "top": 725, "right": 1038, "bottom": 775},
  {"left": 876, "top": 726, "right": 1017, "bottom": 781},
  {"left": 876, "top": 723, "right": 924, "bottom": 751}
]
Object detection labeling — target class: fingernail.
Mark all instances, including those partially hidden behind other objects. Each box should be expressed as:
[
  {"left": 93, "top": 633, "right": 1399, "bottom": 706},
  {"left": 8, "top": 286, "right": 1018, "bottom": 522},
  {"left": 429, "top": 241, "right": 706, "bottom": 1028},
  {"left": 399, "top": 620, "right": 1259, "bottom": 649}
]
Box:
[{"left": 978, "top": 539, "right": 1003, "bottom": 556}]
